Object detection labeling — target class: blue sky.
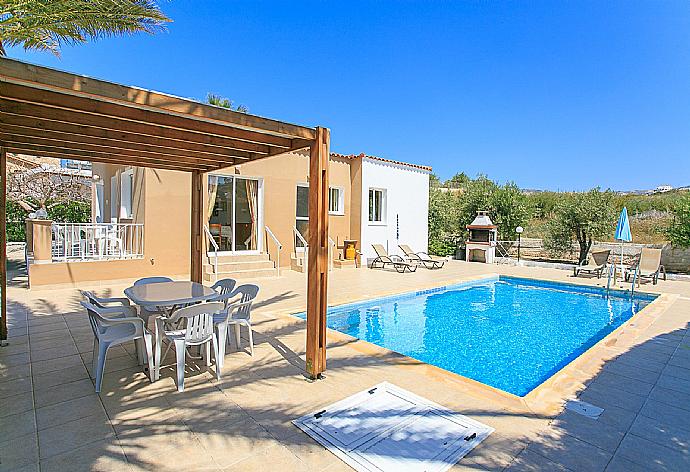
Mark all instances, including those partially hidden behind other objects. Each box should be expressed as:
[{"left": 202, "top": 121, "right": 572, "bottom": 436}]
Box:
[{"left": 7, "top": 0, "right": 690, "bottom": 190}]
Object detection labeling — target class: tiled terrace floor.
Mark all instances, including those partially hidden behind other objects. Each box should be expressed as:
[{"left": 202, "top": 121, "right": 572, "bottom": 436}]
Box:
[{"left": 1, "top": 261, "right": 689, "bottom": 471}]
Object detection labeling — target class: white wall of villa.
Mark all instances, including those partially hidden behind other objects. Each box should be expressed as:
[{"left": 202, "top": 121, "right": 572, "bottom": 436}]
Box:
[{"left": 358, "top": 158, "right": 430, "bottom": 262}]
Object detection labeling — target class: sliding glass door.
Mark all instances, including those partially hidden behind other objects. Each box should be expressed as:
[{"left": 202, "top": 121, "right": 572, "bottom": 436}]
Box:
[{"left": 208, "top": 175, "right": 262, "bottom": 253}]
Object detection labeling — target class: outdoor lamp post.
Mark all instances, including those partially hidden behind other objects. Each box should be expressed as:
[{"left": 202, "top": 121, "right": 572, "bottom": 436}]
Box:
[{"left": 516, "top": 226, "right": 524, "bottom": 263}]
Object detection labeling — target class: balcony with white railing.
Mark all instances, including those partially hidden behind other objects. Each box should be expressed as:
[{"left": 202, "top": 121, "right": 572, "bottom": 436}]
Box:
[{"left": 50, "top": 222, "right": 144, "bottom": 262}]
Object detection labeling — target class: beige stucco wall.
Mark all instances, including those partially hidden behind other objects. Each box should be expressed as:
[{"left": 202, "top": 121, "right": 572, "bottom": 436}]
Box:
[
  {"left": 29, "top": 151, "right": 362, "bottom": 285},
  {"left": 29, "top": 166, "right": 191, "bottom": 287},
  {"left": 212, "top": 150, "right": 356, "bottom": 266}
]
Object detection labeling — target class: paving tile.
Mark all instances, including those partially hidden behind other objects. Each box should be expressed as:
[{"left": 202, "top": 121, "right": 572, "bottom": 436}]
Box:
[
  {"left": 36, "top": 394, "right": 106, "bottom": 431},
  {"left": 605, "top": 453, "right": 655, "bottom": 472},
  {"left": 628, "top": 414, "right": 690, "bottom": 455},
  {"left": 663, "top": 364, "right": 690, "bottom": 381},
  {"left": 38, "top": 413, "right": 115, "bottom": 459},
  {"left": 0, "top": 433, "right": 39, "bottom": 472},
  {"left": 31, "top": 354, "right": 84, "bottom": 375},
  {"left": 604, "top": 360, "right": 661, "bottom": 384},
  {"left": 551, "top": 409, "right": 626, "bottom": 452},
  {"left": 616, "top": 433, "right": 690, "bottom": 471},
  {"left": 34, "top": 379, "right": 95, "bottom": 408},
  {"left": 0, "top": 352, "right": 30, "bottom": 369},
  {"left": 657, "top": 373, "right": 690, "bottom": 395},
  {"left": 40, "top": 438, "right": 131, "bottom": 472},
  {"left": 0, "top": 392, "right": 34, "bottom": 419},
  {"left": 0, "top": 375, "right": 32, "bottom": 399},
  {"left": 640, "top": 399, "right": 690, "bottom": 433},
  {"left": 28, "top": 321, "right": 68, "bottom": 335},
  {"left": 29, "top": 336, "right": 76, "bottom": 353},
  {"left": 0, "top": 362, "right": 31, "bottom": 383},
  {"left": 648, "top": 385, "right": 690, "bottom": 411},
  {"left": 29, "top": 344, "right": 79, "bottom": 362},
  {"left": 589, "top": 371, "right": 654, "bottom": 397},
  {"left": 505, "top": 448, "right": 569, "bottom": 471},
  {"left": 458, "top": 432, "right": 528, "bottom": 471},
  {"left": 526, "top": 429, "right": 612, "bottom": 471},
  {"left": 32, "top": 364, "right": 89, "bottom": 390},
  {"left": 0, "top": 410, "right": 37, "bottom": 444},
  {"left": 222, "top": 443, "right": 305, "bottom": 471},
  {"left": 578, "top": 381, "right": 647, "bottom": 414}
]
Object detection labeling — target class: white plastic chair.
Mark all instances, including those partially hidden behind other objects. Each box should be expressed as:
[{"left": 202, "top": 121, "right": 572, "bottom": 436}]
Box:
[
  {"left": 80, "top": 290, "right": 133, "bottom": 310},
  {"left": 210, "top": 278, "right": 237, "bottom": 306},
  {"left": 80, "top": 301, "right": 154, "bottom": 393},
  {"left": 154, "top": 302, "right": 223, "bottom": 392},
  {"left": 212, "top": 284, "right": 259, "bottom": 370}
]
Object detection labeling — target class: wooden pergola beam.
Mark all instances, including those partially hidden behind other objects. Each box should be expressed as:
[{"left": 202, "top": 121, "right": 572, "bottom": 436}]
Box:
[
  {"left": 0, "top": 131, "right": 247, "bottom": 166},
  {"left": 0, "top": 58, "right": 316, "bottom": 140},
  {"left": 1, "top": 82, "right": 297, "bottom": 148},
  {"left": 1, "top": 147, "right": 6, "bottom": 341},
  {"left": 0, "top": 99, "right": 286, "bottom": 156},
  {"left": 0, "top": 120, "right": 257, "bottom": 162},
  {"left": 0, "top": 105, "right": 273, "bottom": 156},
  {"left": 306, "top": 127, "right": 330, "bottom": 379},
  {"left": 3, "top": 145, "right": 214, "bottom": 173}
]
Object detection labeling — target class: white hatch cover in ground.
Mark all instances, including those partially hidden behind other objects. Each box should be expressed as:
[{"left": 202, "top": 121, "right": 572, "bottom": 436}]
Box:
[{"left": 293, "top": 382, "right": 494, "bottom": 472}]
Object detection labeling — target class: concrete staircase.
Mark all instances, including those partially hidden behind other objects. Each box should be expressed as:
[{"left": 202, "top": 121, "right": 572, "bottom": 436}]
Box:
[{"left": 204, "top": 252, "right": 278, "bottom": 282}]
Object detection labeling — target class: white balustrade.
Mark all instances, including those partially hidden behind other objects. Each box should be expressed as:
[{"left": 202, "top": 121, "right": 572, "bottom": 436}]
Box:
[{"left": 51, "top": 223, "right": 144, "bottom": 262}]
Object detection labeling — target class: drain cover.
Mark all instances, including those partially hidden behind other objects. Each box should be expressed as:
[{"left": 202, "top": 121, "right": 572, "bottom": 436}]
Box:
[{"left": 565, "top": 399, "right": 604, "bottom": 419}]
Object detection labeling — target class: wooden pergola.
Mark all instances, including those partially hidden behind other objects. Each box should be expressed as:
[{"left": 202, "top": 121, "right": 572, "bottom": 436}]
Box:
[{"left": 0, "top": 58, "right": 329, "bottom": 377}]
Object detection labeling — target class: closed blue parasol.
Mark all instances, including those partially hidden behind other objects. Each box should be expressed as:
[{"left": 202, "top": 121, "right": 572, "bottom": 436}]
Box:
[
  {"left": 614, "top": 207, "right": 632, "bottom": 279},
  {"left": 615, "top": 207, "right": 632, "bottom": 242}
]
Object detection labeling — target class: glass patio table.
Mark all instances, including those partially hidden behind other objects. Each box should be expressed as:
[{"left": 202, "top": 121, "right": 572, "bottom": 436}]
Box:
[{"left": 125, "top": 281, "right": 217, "bottom": 316}]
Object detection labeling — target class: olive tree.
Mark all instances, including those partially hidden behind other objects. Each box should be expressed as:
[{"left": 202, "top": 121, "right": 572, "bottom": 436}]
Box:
[
  {"left": 460, "top": 176, "right": 532, "bottom": 240},
  {"left": 545, "top": 188, "right": 616, "bottom": 263},
  {"left": 667, "top": 194, "right": 690, "bottom": 248}
]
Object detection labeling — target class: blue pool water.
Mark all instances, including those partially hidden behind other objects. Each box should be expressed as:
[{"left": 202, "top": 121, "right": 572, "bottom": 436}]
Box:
[{"left": 298, "top": 276, "right": 656, "bottom": 396}]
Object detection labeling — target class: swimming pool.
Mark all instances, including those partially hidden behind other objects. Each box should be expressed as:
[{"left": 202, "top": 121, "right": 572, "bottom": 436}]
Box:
[{"left": 297, "top": 276, "right": 656, "bottom": 396}]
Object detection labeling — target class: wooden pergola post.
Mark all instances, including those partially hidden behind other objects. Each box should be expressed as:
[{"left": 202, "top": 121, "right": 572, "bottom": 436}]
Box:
[
  {"left": 306, "top": 127, "right": 330, "bottom": 379},
  {"left": 1, "top": 146, "right": 6, "bottom": 342},
  {"left": 190, "top": 170, "right": 205, "bottom": 283}
]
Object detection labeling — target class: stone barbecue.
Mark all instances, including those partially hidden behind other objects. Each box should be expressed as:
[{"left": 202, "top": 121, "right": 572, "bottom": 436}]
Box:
[{"left": 466, "top": 211, "right": 498, "bottom": 263}]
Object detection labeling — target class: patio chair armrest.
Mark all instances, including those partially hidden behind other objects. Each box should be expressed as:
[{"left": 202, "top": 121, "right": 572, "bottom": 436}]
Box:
[
  {"left": 98, "top": 297, "right": 131, "bottom": 306},
  {"left": 96, "top": 304, "right": 137, "bottom": 318},
  {"left": 102, "top": 316, "right": 146, "bottom": 336},
  {"left": 389, "top": 255, "right": 406, "bottom": 263}
]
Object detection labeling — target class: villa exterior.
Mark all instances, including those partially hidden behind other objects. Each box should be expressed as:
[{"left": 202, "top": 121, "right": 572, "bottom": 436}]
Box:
[{"left": 25, "top": 150, "right": 430, "bottom": 286}]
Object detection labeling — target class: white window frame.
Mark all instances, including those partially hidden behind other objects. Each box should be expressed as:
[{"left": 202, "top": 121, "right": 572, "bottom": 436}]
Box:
[
  {"left": 368, "top": 188, "right": 387, "bottom": 225},
  {"left": 119, "top": 168, "right": 134, "bottom": 219},
  {"left": 328, "top": 186, "right": 345, "bottom": 216}
]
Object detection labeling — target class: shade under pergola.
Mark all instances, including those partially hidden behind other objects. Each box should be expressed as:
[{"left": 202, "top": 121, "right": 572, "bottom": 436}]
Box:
[{"left": 0, "top": 57, "right": 329, "bottom": 378}]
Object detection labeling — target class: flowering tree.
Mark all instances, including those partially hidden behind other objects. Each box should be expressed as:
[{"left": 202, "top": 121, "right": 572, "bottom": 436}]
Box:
[{"left": 7, "top": 165, "right": 90, "bottom": 213}]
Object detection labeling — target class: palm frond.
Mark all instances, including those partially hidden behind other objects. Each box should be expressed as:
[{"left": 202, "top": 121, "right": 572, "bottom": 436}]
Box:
[{"left": 0, "top": 0, "right": 171, "bottom": 56}]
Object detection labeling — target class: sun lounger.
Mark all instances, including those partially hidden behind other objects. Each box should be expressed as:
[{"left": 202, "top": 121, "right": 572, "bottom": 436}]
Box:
[
  {"left": 371, "top": 244, "right": 417, "bottom": 273},
  {"left": 573, "top": 249, "right": 610, "bottom": 278},
  {"left": 398, "top": 244, "right": 445, "bottom": 269},
  {"left": 626, "top": 248, "right": 666, "bottom": 286}
]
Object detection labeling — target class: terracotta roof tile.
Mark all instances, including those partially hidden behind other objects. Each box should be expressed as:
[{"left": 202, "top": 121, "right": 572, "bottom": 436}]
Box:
[{"left": 330, "top": 152, "right": 432, "bottom": 172}]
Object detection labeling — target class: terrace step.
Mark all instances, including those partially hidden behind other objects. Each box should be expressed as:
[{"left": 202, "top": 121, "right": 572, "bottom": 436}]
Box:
[
  {"left": 205, "top": 253, "right": 270, "bottom": 264},
  {"left": 203, "top": 267, "right": 277, "bottom": 282},
  {"left": 204, "top": 251, "right": 278, "bottom": 280}
]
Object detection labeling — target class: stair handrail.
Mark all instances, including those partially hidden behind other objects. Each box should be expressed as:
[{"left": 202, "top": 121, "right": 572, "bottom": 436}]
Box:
[
  {"left": 265, "top": 226, "right": 282, "bottom": 276},
  {"left": 204, "top": 225, "right": 219, "bottom": 282},
  {"left": 293, "top": 226, "right": 308, "bottom": 251}
]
